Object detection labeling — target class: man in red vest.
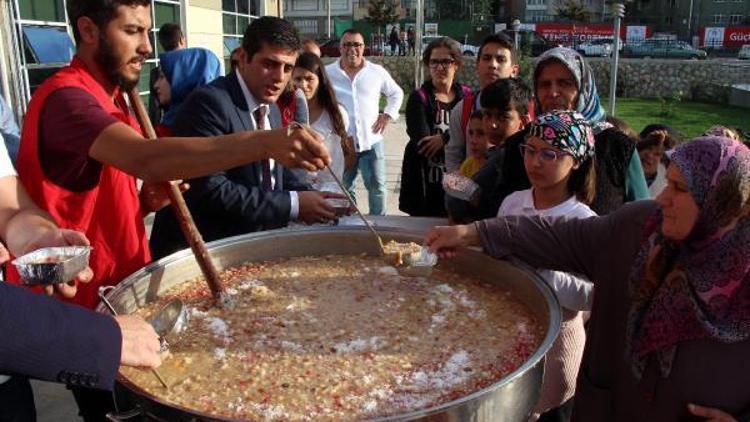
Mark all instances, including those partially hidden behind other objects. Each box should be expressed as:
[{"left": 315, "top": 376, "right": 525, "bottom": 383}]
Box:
[{"left": 15, "top": 1, "right": 329, "bottom": 419}]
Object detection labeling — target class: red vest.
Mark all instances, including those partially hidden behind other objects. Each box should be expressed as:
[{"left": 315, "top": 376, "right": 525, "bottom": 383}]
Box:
[{"left": 14, "top": 56, "right": 151, "bottom": 309}]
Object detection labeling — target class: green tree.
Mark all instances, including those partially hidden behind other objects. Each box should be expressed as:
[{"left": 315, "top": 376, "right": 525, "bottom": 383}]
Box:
[
  {"left": 471, "top": 0, "right": 493, "bottom": 23},
  {"left": 435, "top": 0, "right": 466, "bottom": 19},
  {"left": 555, "top": 0, "right": 593, "bottom": 22},
  {"left": 365, "top": 0, "right": 400, "bottom": 35}
]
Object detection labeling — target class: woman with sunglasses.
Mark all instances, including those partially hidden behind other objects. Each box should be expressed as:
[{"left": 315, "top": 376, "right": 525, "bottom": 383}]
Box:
[
  {"left": 498, "top": 110, "right": 597, "bottom": 419},
  {"left": 399, "top": 37, "right": 472, "bottom": 216}
]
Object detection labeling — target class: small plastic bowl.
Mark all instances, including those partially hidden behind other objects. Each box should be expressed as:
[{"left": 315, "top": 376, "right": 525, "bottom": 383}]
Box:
[
  {"left": 397, "top": 247, "right": 438, "bottom": 278},
  {"left": 325, "top": 197, "right": 352, "bottom": 215},
  {"left": 12, "top": 246, "right": 92, "bottom": 285}
]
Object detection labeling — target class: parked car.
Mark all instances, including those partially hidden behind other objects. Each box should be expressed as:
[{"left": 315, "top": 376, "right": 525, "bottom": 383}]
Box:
[
  {"left": 624, "top": 39, "right": 707, "bottom": 60},
  {"left": 500, "top": 29, "right": 556, "bottom": 57},
  {"left": 421, "top": 35, "right": 479, "bottom": 56},
  {"left": 577, "top": 38, "right": 623, "bottom": 57},
  {"left": 319, "top": 38, "right": 373, "bottom": 57},
  {"left": 739, "top": 45, "right": 750, "bottom": 60}
]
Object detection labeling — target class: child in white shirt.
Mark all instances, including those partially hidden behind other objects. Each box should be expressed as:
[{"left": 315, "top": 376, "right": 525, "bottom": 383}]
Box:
[{"left": 497, "top": 110, "right": 597, "bottom": 418}]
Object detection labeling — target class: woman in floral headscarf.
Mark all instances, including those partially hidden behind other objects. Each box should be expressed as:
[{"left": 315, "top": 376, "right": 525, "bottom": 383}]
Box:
[
  {"left": 426, "top": 136, "right": 750, "bottom": 421},
  {"left": 530, "top": 47, "right": 650, "bottom": 215}
]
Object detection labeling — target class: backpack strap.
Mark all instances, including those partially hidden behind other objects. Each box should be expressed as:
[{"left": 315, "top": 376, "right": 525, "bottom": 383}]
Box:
[{"left": 416, "top": 87, "right": 429, "bottom": 106}]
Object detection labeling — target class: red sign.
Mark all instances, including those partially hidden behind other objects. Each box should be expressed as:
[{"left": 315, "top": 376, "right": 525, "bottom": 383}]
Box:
[{"left": 700, "top": 26, "right": 750, "bottom": 48}]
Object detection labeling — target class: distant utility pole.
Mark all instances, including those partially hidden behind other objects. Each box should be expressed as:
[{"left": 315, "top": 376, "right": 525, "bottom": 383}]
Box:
[
  {"left": 327, "top": 0, "right": 332, "bottom": 38},
  {"left": 414, "top": 0, "right": 424, "bottom": 89},
  {"left": 608, "top": 3, "right": 625, "bottom": 116}
]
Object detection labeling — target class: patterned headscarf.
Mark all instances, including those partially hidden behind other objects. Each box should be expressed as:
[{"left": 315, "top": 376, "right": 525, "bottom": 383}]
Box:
[
  {"left": 527, "top": 111, "right": 595, "bottom": 162},
  {"left": 626, "top": 136, "right": 750, "bottom": 378},
  {"left": 533, "top": 47, "right": 610, "bottom": 132}
]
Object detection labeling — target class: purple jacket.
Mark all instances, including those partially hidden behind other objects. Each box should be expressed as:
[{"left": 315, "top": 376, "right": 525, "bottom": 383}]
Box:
[{"left": 477, "top": 200, "right": 750, "bottom": 421}]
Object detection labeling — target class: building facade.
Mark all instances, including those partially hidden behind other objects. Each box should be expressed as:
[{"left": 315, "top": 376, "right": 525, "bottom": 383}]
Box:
[
  {"left": 628, "top": 0, "right": 748, "bottom": 40},
  {"left": 283, "top": 0, "right": 354, "bottom": 38},
  {"left": 0, "top": 0, "right": 280, "bottom": 122}
]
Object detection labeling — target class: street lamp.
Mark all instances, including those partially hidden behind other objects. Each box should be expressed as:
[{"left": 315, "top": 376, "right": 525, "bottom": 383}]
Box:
[
  {"left": 511, "top": 19, "right": 521, "bottom": 52},
  {"left": 608, "top": 3, "right": 625, "bottom": 116}
]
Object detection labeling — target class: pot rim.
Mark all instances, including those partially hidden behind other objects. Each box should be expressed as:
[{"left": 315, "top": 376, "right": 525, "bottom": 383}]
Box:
[{"left": 100, "top": 225, "right": 561, "bottom": 421}]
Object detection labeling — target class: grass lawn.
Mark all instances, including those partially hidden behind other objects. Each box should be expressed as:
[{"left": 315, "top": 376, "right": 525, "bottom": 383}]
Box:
[
  {"left": 601, "top": 97, "right": 749, "bottom": 139},
  {"left": 381, "top": 95, "right": 747, "bottom": 139}
]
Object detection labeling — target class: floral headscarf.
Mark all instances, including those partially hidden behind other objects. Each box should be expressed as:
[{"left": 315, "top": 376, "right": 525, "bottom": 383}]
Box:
[
  {"left": 533, "top": 47, "right": 610, "bottom": 133},
  {"left": 527, "top": 111, "right": 595, "bottom": 162},
  {"left": 626, "top": 136, "right": 750, "bottom": 378}
]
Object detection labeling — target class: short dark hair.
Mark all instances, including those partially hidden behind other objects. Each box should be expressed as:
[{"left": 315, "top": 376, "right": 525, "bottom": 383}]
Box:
[
  {"left": 67, "top": 0, "right": 151, "bottom": 44},
  {"left": 478, "top": 33, "right": 516, "bottom": 64},
  {"left": 341, "top": 28, "right": 365, "bottom": 40},
  {"left": 639, "top": 123, "right": 681, "bottom": 141},
  {"left": 158, "top": 23, "right": 183, "bottom": 52},
  {"left": 637, "top": 130, "right": 678, "bottom": 152},
  {"left": 422, "top": 37, "right": 463, "bottom": 70},
  {"left": 241, "top": 16, "right": 300, "bottom": 61},
  {"left": 470, "top": 109, "right": 485, "bottom": 120},
  {"left": 479, "top": 77, "right": 531, "bottom": 117},
  {"left": 568, "top": 156, "right": 596, "bottom": 205}
]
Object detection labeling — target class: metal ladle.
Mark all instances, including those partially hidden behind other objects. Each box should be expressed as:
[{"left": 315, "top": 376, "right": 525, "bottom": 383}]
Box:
[
  {"left": 98, "top": 286, "right": 176, "bottom": 390},
  {"left": 324, "top": 164, "right": 385, "bottom": 254},
  {"left": 288, "top": 122, "right": 385, "bottom": 254}
]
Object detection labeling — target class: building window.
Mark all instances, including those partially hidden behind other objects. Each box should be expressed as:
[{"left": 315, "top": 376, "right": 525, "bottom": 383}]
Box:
[
  {"left": 9, "top": 0, "right": 183, "bottom": 115},
  {"left": 294, "top": 19, "right": 318, "bottom": 36},
  {"left": 712, "top": 14, "right": 728, "bottom": 23},
  {"left": 526, "top": 0, "right": 546, "bottom": 5},
  {"left": 664, "top": 16, "right": 672, "bottom": 24},
  {"left": 12, "top": 0, "right": 71, "bottom": 102},
  {"left": 526, "top": 10, "right": 553, "bottom": 21},
  {"left": 142, "top": 0, "right": 183, "bottom": 102},
  {"left": 222, "top": 0, "right": 260, "bottom": 70},
  {"left": 729, "top": 14, "right": 744, "bottom": 23}
]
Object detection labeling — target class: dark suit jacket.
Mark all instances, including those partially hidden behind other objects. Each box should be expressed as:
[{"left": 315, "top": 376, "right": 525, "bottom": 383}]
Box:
[
  {"left": 0, "top": 283, "right": 120, "bottom": 390},
  {"left": 150, "top": 72, "right": 310, "bottom": 260}
]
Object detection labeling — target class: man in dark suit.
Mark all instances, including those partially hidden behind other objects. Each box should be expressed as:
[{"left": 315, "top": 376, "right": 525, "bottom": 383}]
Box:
[{"left": 150, "top": 17, "right": 344, "bottom": 260}]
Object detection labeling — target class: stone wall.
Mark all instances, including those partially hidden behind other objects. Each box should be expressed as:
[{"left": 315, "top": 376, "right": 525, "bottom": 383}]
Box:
[{"left": 323, "top": 57, "right": 750, "bottom": 104}]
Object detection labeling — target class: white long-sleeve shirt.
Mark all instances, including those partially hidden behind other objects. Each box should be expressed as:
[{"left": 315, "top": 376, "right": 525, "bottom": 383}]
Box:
[
  {"left": 497, "top": 189, "right": 596, "bottom": 311},
  {"left": 325, "top": 59, "right": 403, "bottom": 152}
]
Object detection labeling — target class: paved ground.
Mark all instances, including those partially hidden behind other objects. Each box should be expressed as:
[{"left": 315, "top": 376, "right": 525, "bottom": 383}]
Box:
[{"left": 31, "top": 116, "right": 411, "bottom": 421}]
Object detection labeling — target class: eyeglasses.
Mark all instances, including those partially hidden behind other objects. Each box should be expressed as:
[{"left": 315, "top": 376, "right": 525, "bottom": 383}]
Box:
[
  {"left": 428, "top": 59, "right": 456, "bottom": 69},
  {"left": 519, "top": 144, "right": 568, "bottom": 162},
  {"left": 342, "top": 42, "right": 364, "bottom": 49}
]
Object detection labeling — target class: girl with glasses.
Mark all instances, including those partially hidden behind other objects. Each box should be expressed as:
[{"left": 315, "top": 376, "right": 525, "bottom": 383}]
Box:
[
  {"left": 399, "top": 37, "right": 471, "bottom": 217},
  {"left": 498, "top": 110, "right": 597, "bottom": 419}
]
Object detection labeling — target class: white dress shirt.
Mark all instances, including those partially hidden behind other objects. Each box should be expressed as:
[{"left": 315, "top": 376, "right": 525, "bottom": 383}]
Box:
[
  {"left": 498, "top": 189, "right": 596, "bottom": 311},
  {"left": 0, "top": 142, "right": 15, "bottom": 178},
  {"left": 325, "top": 59, "right": 403, "bottom": 152},
  {"left": 236, "top": 73, "right": 299, "bottom": 220}
]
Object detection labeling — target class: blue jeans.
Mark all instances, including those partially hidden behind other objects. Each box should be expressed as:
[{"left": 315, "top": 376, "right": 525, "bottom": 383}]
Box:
[{"left": 343, "top": 141, "right": 386, "bottom": 215}]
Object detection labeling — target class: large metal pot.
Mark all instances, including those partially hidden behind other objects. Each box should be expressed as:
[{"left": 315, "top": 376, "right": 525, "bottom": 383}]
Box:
[{"left": 99, "top": 225, "right": 561, "bottom": 422}]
